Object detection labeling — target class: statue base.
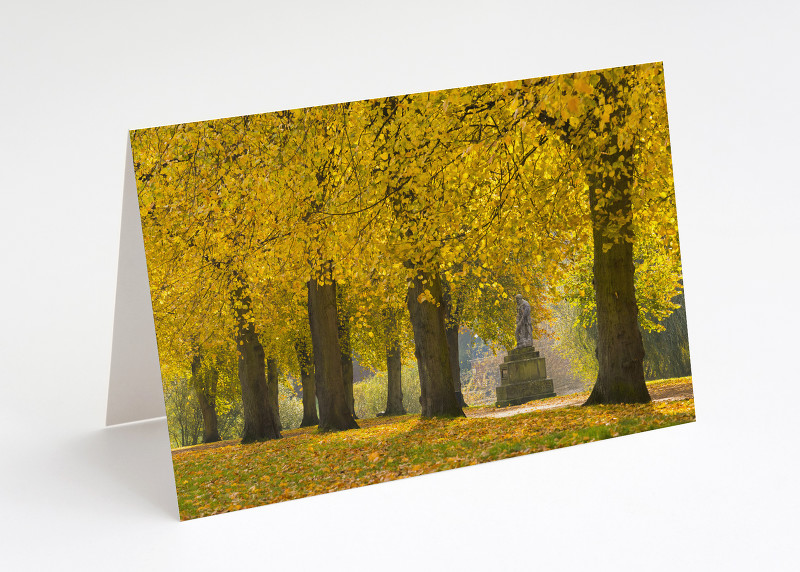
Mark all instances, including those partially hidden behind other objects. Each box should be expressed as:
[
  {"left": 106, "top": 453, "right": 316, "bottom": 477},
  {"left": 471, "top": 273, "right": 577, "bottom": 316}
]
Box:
[{"left": 495, "top": 345, "right": 556, "bottom": 407}]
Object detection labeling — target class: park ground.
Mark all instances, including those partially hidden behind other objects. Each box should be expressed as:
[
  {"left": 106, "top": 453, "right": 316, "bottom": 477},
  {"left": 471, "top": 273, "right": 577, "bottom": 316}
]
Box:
[{"left": 172, "top": 377, "right": 694, "bottom": 520}]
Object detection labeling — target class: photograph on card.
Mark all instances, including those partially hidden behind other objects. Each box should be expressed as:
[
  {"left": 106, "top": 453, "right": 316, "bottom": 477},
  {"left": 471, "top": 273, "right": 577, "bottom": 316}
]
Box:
[{"left": 131, "top": 61, "right": 694, "bottom": 520}]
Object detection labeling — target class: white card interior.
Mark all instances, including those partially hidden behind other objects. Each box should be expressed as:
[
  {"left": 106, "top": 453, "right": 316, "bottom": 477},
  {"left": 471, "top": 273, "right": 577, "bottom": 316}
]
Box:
[{"left": 106, "top": 136, "right": 166, "bottom": 426}]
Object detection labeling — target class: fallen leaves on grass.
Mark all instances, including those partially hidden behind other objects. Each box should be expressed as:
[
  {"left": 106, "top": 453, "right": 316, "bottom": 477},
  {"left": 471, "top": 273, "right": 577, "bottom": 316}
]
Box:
[{"left": 172, "top": 398, "right": 695, "bottom": 520}]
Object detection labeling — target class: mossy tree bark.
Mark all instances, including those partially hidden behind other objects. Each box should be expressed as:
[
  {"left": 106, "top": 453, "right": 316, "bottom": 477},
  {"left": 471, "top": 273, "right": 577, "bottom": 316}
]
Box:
[
  {"left": 406, "top": 271, "right": 465, "bottom": 418},
  {"left": 308, "top": 277, "right": 359, "bottom": 432},
  {"left": 295, "top": 337, "right": 319, "bottom": 427}
]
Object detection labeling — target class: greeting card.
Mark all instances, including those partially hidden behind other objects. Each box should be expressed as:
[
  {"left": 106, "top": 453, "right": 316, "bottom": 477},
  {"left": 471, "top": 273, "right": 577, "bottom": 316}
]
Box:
[{"left": 109, "top": 62, "right": 694, "bottom": 520}]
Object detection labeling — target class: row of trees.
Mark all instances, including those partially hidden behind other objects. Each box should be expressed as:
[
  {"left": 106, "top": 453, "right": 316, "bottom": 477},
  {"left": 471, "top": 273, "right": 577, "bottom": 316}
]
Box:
[{"left": 133, "top": 62, "right": 684, "bottom": 443}]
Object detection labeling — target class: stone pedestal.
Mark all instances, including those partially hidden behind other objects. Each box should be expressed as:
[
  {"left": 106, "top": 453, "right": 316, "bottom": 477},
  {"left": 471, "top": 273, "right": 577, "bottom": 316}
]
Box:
[{"left": 495, "top": 345, "right": 556, "bottom": 407}]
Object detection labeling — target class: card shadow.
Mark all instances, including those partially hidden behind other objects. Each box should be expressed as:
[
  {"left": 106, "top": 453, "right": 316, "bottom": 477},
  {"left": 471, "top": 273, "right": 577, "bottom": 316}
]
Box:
[{"left": 65, "top": 418, "right": 178, "bottom": 520}]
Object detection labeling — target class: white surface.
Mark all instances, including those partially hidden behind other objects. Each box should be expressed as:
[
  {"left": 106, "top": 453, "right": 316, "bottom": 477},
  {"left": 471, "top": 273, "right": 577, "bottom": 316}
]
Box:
[
  {"left": 1, "top": 1, "right": 798, "bottom": 570},
  {"left": 106, "top": 137, "right": 165, "bottom": 425}
]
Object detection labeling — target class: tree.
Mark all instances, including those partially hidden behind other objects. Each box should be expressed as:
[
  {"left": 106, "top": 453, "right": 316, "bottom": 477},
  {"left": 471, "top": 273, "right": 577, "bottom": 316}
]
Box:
[
  {"left": 583, "top": 70, "right": 648, "bottom": 403},
  {"left": 308, "top": 274, "right": 359, "bottom": 431},
  {"left": 382, "top": 308, "right": 406, "bottom": 415},
  {"left": 132, "top": 62, "right": 684, "bottom": 433},
  {"left": 442, "top": 276, "right": 467, "bottom": 407},
  {"left": 190, "top": 352, "right": 221, "bottom": 443},
  {"left": 547, "top": 64, "right": 677, "bottom": 404},
  {"left": 131, "top": 119, "right": 286, "bottom": 442},
  {"left": 294, "top": 335, "right": 319, "bottom": 427},
  {"left": 336, "top": 285, "right": 357, "bottom": 418},
  {"left": 163, "top": 375, "right": 203, "bottom": 447},
  {"left": 234, "top": 283, "right": 282, "bottom": 441}
]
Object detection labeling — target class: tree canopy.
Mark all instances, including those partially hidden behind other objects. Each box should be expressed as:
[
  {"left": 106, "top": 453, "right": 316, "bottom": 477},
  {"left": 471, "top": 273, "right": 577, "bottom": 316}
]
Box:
[{"left": 132, "top": 61, "right": 685, "bottom": 441}]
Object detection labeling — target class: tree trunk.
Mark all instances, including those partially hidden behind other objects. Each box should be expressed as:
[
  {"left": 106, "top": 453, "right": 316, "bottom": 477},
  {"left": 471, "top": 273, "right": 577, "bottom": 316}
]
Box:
[
  {"left": 308, "top": 277, "right": 359, "bottom": 432},
  {"left": 383, "top": 309, "right": 406, "bottom": 415},
  {"left": 234, "top": 289, "right": 282, "bottom": 442},
  {"left": 582, "top": 76, "right": 650, "bottom": 405},
  {"left": 266, "top": 357, "right": 282, "bottom": 431},
  {"left": 196, "top": 385, "right": 221, "bottom": 443},
  {"left": 442, "top": 279, "right": 467, "bottom": 407},
  {"left": 295, "top": 337, "right": 319, "bottom": 427},
  {"left": 406, "top": 270, "right": 465, "bottom": 418},
  {"left": 190, "top": 353, "right": 221, "bottom": 443},
  {"left": 336, "top": 287, "right": 357, "bottom": 418}
]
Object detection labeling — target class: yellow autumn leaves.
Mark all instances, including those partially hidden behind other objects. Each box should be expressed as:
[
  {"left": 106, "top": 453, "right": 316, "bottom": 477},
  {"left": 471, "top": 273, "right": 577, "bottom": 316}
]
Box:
[
  {"left": 131, "top": 62, "right": 681, "bottom": 398},
  {"left": 173, "top": 385, "right": 695, "bottom": 519}
]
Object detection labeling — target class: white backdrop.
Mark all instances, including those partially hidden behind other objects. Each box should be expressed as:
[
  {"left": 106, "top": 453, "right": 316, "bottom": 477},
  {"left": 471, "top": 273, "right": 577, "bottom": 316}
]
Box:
[{"left": 2, "top": 1, "right": 798, "bottom": 570}]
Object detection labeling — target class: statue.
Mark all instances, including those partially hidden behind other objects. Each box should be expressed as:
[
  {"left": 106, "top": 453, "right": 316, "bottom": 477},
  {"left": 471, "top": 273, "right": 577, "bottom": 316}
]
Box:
[
  {"left": 495, "top": 294, "right": 555, "bottom": 407},
  {"left": 515, "top": 294, "right": 533, "bottom": 348}
]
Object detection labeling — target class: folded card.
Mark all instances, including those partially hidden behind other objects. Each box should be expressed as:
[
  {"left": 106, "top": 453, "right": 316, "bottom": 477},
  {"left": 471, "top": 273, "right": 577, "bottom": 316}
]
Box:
[{"left": 109, "top": 62, "right": 694, "bottom": 520}]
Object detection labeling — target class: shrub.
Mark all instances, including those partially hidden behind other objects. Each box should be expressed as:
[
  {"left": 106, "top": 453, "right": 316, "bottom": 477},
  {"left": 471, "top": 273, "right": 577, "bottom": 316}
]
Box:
[
  {"left": 278, "top": 382, "right": 304, "bottom": 430},
  {"left": 353, "top": 363, "right": 421, "bottom": 418}
]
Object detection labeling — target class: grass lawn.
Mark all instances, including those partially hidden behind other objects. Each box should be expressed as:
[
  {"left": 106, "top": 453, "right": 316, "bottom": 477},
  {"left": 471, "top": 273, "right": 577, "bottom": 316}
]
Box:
[{"left": 172, "top": 377, "right": 695, "bottom": 520}]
